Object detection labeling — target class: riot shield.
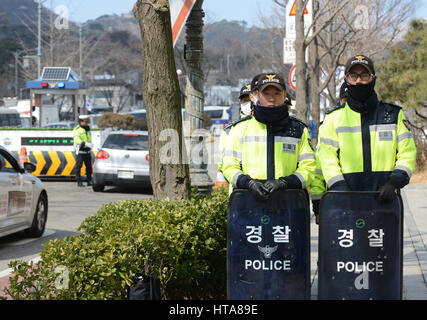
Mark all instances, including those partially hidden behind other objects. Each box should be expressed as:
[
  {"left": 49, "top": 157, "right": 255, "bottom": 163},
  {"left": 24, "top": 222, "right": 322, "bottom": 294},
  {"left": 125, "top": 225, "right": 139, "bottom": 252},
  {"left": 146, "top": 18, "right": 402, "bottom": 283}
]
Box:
[
  {"left": 318, "top": 191, "right": 403, "bottom": 300},
  {"left": 227, "top": 189, "right": 310, "bottom": 300}
]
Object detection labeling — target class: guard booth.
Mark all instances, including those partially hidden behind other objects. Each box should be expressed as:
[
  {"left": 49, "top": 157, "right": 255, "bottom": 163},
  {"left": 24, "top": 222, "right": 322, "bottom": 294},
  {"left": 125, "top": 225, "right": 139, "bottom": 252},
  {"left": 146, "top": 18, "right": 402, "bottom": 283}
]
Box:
[
  {"left": 318, "top": 191, "right": 403, "bottom": 300},
  {"left": 26, "top": 67, "right": 88, "bottom": 127},
  {"left": 227, "top": 189, "right": 311, "bottom": 300}
]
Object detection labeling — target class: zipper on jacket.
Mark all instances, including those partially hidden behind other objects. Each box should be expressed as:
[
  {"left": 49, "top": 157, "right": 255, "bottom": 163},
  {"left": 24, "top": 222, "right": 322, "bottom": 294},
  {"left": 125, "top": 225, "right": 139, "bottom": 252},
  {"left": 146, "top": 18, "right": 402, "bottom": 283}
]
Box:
[{"left": 267, "top": 125, "right": 275, "bottom": 180}]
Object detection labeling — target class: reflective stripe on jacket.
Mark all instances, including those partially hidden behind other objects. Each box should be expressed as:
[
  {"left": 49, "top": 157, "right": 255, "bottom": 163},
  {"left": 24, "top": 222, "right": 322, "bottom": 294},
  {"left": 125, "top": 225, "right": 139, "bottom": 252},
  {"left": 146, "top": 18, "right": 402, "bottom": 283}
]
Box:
[
  {"left": 222, "top": 116, "right": 316, "bottom": 190},
  {"left": 310, "top": 150, "right": 326, "bottom": 200},
  {"left": 317, "top": 100, "right": 416, "bottom": 191},
  {"left": 73, "top": 125, "right": 92, "bottom": 154}
]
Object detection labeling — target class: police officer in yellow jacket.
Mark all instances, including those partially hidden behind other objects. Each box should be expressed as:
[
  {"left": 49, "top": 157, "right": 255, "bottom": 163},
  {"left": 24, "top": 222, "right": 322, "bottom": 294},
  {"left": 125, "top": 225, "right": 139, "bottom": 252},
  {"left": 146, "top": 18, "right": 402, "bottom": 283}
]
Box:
[
  {"left": 73, "top": 115, "right": 93, "bottom": 187},
  {"left": 222, "top": 73, "right": 316, "bottom": 200},
  {"left": 317, "top": 55, "right": 416, "bottom": 203},
  {"left": 218, "top": 83, "right": 253, "bottom": 177},
  {"left": 311, "top": 81, "right": 349, "bottom": 223}
]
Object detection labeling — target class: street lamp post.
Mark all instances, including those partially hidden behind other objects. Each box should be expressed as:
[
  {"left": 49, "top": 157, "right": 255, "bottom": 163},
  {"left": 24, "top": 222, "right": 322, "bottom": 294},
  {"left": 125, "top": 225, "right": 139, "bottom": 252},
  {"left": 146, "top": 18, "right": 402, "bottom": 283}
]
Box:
[{"left": 184, "top": 0, "right": 213, "bottom": 193}]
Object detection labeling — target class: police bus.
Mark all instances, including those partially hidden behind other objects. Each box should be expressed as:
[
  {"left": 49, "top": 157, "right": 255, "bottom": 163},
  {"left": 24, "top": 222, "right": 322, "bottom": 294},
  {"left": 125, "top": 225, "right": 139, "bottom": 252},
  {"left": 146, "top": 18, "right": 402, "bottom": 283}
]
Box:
[{"left": 204, "top": 106, "right": 231, "bottom": 136}]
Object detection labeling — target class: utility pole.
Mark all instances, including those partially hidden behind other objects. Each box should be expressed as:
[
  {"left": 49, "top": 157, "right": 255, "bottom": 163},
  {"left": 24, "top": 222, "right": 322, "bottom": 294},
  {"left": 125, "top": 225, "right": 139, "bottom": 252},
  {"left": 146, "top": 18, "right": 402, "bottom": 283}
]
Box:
[
  {"left": 14, "top": 51, "right": 19, "bottom": 97},
  {"left": 36, "top": 0, "right": 47, "bottom": 78},
  {"left": 184, "top": 0, "right": 213, "bottom": 193},
  {"left": 79, "top": 24, "right": 83, "bottom": 76}
]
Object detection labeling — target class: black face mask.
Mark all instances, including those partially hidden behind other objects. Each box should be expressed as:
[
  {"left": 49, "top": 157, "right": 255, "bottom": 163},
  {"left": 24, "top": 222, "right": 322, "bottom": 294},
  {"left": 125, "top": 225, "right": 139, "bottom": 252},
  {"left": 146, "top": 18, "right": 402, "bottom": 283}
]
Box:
[
  {"left": 346, "top": 78, "right": 376, "bottom": 102},
  {"left": 254, "top": 102, "right": 289, "bottom": 125}
]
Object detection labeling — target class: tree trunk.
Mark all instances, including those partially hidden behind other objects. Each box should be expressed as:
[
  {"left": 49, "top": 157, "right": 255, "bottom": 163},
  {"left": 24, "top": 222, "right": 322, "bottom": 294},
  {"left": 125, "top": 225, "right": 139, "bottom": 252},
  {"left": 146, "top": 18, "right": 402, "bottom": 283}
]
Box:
[
  {"left": 133, "top": 0, "right": 191, "bottom": 200},
  {"left": 309, "top": 40, "right": 320, "bottom": 144},
  {"left": 309, "top": 0, "right": 320, "bottom": 145},
  {"left": 295, "top": 0, "right": 308, "bottom": 123}
]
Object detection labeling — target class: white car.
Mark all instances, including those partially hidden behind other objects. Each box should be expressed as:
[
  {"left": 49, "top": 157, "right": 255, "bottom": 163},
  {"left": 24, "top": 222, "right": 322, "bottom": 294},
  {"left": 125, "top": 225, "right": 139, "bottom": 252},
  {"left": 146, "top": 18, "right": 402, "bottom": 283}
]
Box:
[
  {"left": 0, "top": 146, "right": 48, "bottom": 238},
  {"left": 92, "top": 131, "right": 150, "bottom": 192}
]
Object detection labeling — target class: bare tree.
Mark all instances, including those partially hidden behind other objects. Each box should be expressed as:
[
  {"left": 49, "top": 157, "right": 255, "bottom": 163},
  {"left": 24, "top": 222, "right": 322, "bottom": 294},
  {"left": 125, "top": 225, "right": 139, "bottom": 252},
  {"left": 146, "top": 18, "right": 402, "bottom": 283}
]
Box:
[{"left": 267, "top": 0, "right": 414, "bottom": 128}]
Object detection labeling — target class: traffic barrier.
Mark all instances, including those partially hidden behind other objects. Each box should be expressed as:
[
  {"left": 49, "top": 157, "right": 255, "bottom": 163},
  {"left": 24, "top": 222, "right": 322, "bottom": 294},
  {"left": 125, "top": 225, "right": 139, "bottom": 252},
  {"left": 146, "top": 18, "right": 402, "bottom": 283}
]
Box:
[
  {"left": 19, "top": 147, "right": 28, "bottom": 166},
  {"left": 11, "top": 150, "right": 97, "bottom": 177},
  {"left": 215, "top": 169, "right": 229, "bottom": 188}
]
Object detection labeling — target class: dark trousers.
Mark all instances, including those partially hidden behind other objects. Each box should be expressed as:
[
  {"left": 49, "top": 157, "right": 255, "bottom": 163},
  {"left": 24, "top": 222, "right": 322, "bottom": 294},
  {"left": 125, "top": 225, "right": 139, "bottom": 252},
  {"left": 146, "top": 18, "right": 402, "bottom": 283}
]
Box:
[{"left": 76, "top": 153, "right": 92, "bottom": 182}]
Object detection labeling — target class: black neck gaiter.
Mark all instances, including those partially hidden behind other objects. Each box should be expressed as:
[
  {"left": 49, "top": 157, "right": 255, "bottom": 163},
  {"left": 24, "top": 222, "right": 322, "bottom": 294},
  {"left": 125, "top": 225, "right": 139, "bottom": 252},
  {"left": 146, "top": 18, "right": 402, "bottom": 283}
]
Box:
[
  {"left": 254, "top": 102, "right": 289, "bottom": 125},
  {"left": 346, "top": 78, "right": 376, "bottom": 103}
]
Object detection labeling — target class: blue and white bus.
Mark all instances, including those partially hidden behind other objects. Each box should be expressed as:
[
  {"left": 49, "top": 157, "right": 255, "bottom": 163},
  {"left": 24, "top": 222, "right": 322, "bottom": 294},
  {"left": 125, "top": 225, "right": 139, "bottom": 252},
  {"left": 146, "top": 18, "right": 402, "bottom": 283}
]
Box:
[{"left": 204, "top": 106, "right": 231, "bottom": 136}]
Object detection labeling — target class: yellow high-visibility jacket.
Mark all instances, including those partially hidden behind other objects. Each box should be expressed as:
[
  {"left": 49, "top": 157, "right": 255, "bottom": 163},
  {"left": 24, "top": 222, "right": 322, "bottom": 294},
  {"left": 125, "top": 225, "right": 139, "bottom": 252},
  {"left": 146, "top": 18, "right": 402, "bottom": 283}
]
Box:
[
  {"left": 222, "top": 115, "right": 316, "bottom": 191},
  {"left": 310, "top": 150, "right": 326, "bottom": 201},
  {"left": 218, "top": 114, "right": 251, "bottom": 173},
  {"left": 317, "top": 98, "right": 416, "bottom": 191},
  {"left": 73, "top": 125, "right": 92, "bottom": 155}
]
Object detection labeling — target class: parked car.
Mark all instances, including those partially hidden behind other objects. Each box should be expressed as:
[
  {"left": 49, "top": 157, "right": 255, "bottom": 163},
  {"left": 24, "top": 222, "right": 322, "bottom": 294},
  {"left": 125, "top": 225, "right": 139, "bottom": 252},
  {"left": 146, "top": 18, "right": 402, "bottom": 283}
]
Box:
[
  {"left": 92, "top": 131, "right": 150, "bottom": 192},
  {"left": 129, "top": 109, "right": 146, "bottom": 120},
  {"left": 42, "top": 121, "right": 75, "bottom": 129},
  {"left": 90, "top": 105, "right": 114, "bottom": 114},
  {"left": 0, "top": 146, "right": 48, "bottom": 238}
]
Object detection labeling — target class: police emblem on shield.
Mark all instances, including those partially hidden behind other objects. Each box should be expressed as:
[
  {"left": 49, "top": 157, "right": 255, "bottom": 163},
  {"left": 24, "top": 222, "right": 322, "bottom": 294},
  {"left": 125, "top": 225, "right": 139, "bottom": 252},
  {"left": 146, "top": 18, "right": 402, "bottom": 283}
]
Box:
[{"left": 227, "top": 189, "right": 310, "bottom": 300}]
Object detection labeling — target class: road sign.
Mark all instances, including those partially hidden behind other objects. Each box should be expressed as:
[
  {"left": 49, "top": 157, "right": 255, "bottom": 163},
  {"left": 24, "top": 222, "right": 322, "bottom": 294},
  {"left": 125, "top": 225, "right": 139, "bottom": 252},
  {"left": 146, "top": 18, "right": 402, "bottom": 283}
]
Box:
[
  {"left": 170, "top": 0, "right": 197, "bottom": 47},
  {"left": 285, "top": 0, "right": 313, "bottom": 39},
  {"left": 283, "top": 38, "right": 296, "bottom": 64},
  {"left": 289, "top": 1, "right": 309, "bottom": 16},
  {"left": 288, "top": 65, "right": 296, "bottom": 91}
]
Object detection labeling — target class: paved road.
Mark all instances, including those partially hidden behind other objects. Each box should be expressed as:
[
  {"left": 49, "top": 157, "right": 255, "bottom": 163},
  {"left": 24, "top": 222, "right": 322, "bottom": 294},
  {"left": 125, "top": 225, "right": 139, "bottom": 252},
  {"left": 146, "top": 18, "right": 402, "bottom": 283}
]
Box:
[
  {"left": 0, "top": 135, "right": 220, "bottom": 274},
  {"left": 0, "top": 181, "right": 152, "bottom": 272}
]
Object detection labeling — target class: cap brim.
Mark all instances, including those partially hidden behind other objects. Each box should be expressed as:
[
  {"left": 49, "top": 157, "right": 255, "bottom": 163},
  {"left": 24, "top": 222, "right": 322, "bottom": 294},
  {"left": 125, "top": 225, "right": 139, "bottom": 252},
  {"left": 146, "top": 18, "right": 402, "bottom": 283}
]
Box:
[
  {"left": 346, "top": 62, "right": 374, "bottom": 74},
  {"left": 259, "top": 83, "right": 286, "bottom": 92}
]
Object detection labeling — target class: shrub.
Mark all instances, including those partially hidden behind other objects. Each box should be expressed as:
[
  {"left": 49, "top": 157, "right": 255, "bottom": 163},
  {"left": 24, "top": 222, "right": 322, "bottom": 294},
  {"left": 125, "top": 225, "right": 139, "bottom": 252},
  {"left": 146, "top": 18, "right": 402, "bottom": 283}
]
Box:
[
  {"left": 97, "top": 113, "right": 147, "bottom": 131},
  {"left": 3, "top": 186, "right": 229, "bottom": 300}
]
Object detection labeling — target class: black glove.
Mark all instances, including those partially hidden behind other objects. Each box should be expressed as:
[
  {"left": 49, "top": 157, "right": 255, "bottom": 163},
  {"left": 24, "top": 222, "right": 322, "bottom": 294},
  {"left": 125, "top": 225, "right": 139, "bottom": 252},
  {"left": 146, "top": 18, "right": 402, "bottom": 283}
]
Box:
[
  {"left": 378, "top": 184, "right": 397, "bottom": 204},
  {"left": 378, "top": 176, "right": 401, "bottom": 204},
  {"left": 312, "top": 199, "right": 320, "bottom": 225},
  {"left": 312, "top": 199, "right": 320, "bottom": 216},
  {"left": 264, "top": 178, "right": 288, "bottom": 194},
  {"left": 248, "top": 179, "right": 270, "bottom": 201}
]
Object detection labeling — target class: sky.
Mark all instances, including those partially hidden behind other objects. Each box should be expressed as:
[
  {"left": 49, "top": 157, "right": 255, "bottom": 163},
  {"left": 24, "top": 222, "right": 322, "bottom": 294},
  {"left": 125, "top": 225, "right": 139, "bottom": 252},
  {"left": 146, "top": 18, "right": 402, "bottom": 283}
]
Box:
[
  {"left": 46, "top": 0, "right": 427, "bottom": 26},
  {"left": 44, "top": 0, "right": 274, "bottom": 26}
]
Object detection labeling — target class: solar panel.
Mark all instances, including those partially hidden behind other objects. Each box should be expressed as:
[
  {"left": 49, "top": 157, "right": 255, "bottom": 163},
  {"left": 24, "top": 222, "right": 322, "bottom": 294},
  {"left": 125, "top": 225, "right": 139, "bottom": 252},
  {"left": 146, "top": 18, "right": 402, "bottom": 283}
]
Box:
[{"left": 41, "top": 67, "right": 71, "bottom": 81}]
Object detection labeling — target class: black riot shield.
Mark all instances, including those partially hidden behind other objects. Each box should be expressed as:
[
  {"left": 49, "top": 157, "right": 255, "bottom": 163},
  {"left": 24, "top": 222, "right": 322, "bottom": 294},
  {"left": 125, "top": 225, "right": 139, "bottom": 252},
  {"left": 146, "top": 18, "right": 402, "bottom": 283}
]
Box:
[
  {"left": 318, "top": 191, "right": 403, "bottom": 300},
  {"left": 227, "top": 189, "right": 310, "bottom": 300}
]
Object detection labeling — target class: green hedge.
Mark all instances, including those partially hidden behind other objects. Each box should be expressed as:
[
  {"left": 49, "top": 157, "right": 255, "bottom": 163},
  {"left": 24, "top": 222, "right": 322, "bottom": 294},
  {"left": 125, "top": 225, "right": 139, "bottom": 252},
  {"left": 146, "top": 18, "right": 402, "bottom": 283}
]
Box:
[{"left": 2, "top": 186, "right": 228, "bottom": 300}]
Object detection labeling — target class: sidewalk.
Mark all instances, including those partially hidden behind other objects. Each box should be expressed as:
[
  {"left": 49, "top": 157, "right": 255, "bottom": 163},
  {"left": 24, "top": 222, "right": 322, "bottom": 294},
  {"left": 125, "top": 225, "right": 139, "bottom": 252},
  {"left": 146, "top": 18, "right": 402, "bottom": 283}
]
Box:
[{"left": 310, "top": 185, "right": 427, "bottom": 300}]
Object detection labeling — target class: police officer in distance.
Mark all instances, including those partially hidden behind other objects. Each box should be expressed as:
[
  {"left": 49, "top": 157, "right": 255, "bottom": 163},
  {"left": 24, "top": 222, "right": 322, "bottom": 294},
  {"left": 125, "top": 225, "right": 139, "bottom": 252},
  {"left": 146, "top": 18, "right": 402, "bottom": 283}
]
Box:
[
  {"left": 73, "top": 115, "right": 93, "bottom": 187},
  {"left": 218, "top": 83, "right": 253, "bottom": 179},
  {"left": 222, "top": 73, "right": 316, "bottom": 200},
  {"left": 317, "top": 55, "right": 416, "bottom": 202}
]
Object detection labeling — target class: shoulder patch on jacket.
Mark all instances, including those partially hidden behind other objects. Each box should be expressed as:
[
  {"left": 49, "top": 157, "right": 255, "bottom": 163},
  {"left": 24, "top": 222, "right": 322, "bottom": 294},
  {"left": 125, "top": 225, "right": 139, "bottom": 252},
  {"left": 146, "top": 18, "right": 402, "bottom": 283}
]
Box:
[
  {"left": 224, "top": 115, "right": 252, "bottom": 130},
  {"left": 379, "top": 101, "right": 401, "bottom": 124},
  {"left": 380, "top": 101, "right": 402, "bottom": 110},
  {"left": 325, "top": 104, "right": 345, "bottom": 115},
  {"left": 288, "top": 116, "right": 308, "bottom": 128}
]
